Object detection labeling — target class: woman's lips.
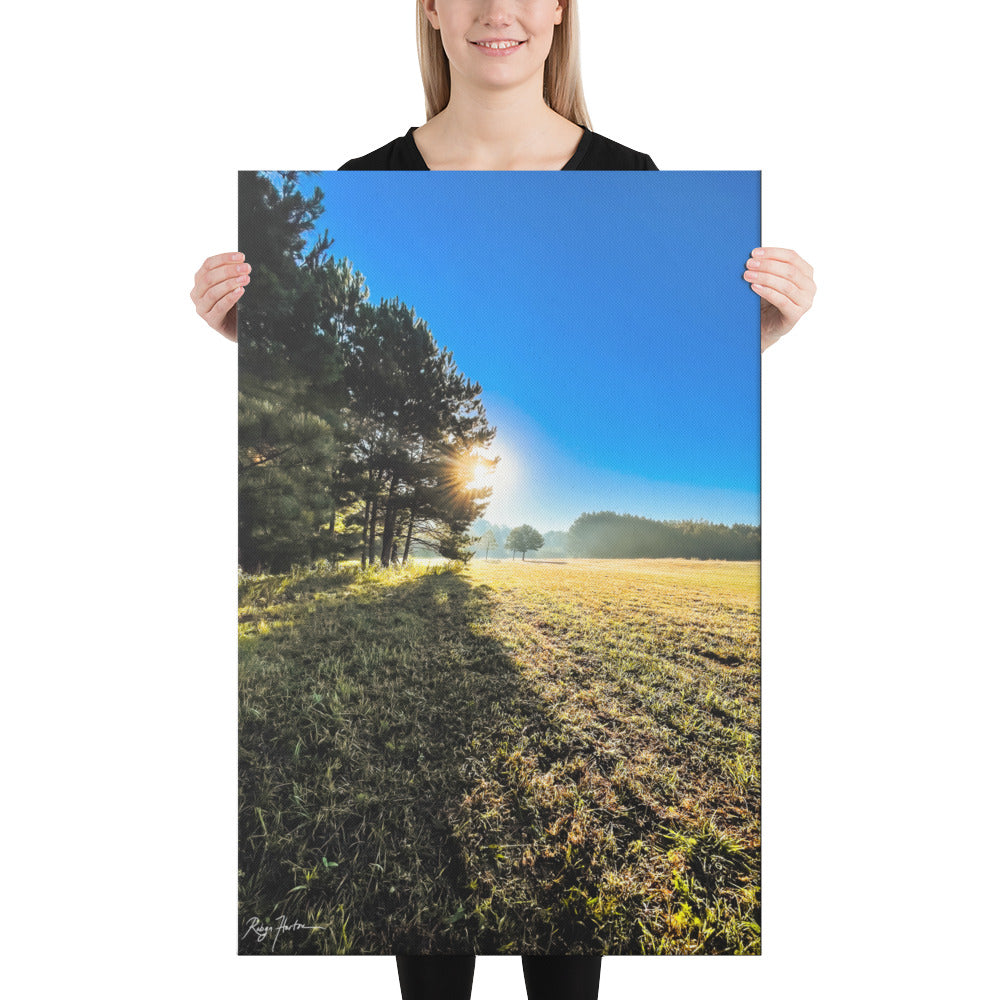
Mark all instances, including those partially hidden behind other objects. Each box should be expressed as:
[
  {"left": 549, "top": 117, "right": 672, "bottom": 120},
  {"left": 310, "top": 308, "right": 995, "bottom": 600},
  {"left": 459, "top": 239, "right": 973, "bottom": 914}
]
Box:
[{"left": 469, "top": 39, "right": 527, "bottom": 55}]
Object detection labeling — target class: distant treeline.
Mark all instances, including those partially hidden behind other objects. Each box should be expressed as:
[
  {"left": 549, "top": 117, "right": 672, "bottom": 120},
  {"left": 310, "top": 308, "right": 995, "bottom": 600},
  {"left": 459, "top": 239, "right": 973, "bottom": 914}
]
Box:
[
  {"left": 470, "top": 514, "right": 759, "bottom": 561},
  {"left": 566, "top": 512, "right": 760, "bottom": 560}
]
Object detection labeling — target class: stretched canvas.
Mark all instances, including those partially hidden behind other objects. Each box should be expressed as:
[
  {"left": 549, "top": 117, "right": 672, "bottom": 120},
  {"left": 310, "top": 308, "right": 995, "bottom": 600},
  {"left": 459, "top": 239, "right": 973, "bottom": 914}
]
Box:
[{"left": 238, "top": 171, "right": 761, "bottom": 955}]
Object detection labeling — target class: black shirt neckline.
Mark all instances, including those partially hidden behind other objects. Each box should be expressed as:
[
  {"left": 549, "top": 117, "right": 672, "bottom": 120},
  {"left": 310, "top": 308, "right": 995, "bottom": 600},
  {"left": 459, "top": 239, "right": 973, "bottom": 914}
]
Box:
[{"left": 403, "top": 125, "right": 594, "bottom": 171}]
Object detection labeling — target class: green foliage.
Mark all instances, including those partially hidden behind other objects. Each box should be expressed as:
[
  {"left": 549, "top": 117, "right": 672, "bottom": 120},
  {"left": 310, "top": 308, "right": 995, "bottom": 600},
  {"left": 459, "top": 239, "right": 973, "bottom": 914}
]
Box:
[
  {"left": 504, "top": 524, "right": 545, "bottom": 560},
  {"left": 567, "top": 512, "right": 761, "bottom": 561},
  {"left": 345, "top": 296, "right": 494, "bottom": 568},
  {"left": 237, "top": 172, "right": 494, "bottom": 573},
  {"left": 239, "top": 371, "right": 349, "bottom": 571}
]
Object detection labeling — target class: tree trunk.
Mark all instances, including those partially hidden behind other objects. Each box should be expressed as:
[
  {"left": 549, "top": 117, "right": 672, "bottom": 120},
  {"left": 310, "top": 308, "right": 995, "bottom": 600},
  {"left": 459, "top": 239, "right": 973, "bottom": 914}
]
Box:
[
  {"left": 360, "top": 498, "right": 371, "bottom": 569},
  {"left": 368, "top": 496, "right": 379, "bottom": 568},
  {"left": 328, "top": 479, "right": 338, "bottom": 565},
  {"left": 380, "top": 473, "right": 400, "bottom": 568},
  {"left": 402, "top": 510, "right": 415, "bottom": 564}
]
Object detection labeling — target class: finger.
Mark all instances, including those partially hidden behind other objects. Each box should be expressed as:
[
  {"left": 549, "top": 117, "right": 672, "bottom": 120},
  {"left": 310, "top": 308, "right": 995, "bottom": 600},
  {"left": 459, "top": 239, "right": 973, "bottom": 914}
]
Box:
[
  {"left": 194, "top": 272, "right": 250, "bottom": 321},
  {"left": 192, "top": 260, "right": 251, "bottom": 301},
  {"left": 745, "top": 259, "right": 817, "bottom": 307},
  {"left": 750, "top": 247, "right": 814, "bottom": 279},
  {"left": 191, "top": 269, "right": 245, "bottom": 312},
  {"left": 745, "top": 257, "right": 801, "bottom": 286},
  {"left": 750, "top": 280, "right": 801, "bottom": 320},
  {"left": 195, "top": 251, "right": 244, "bottom": 280},
  {"left": 743, "top": 268, "right": 806, "bottom": 308},
  {"left": 203, "top": 284, "right": 245, "bottom": 331},
  {"left": 192, "top": 253, "right": 248, "bottom": 293},
  {"left": 207, "top": 260, "right": 251, "bottom": 289}
]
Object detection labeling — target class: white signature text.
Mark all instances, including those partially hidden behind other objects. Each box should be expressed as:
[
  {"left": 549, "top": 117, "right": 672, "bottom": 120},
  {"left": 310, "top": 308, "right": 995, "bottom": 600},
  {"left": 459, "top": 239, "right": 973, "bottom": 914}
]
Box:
[{"left": 243, "top": 915, "right": 322, "bottom": 951}]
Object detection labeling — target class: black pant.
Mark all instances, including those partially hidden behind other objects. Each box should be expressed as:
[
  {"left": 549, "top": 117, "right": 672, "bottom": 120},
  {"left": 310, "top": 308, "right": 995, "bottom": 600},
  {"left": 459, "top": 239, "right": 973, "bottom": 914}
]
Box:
[{"left": 396, "top": 955, "right": 602, "bottom": 1000}]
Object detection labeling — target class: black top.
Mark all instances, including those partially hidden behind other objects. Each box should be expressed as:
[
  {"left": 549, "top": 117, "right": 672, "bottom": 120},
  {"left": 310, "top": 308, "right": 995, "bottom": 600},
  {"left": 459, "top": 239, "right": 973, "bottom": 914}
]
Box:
[{"left": 339, "top": 126, "right": 657, "bottom": 171}]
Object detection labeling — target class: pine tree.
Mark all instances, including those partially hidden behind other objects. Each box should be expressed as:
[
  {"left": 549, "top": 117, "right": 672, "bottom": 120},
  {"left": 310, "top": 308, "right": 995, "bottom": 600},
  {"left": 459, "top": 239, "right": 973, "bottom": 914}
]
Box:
[
  {"left": 237, "top": 172, "right": 496, "bottom": 572},
  {"left": 237, "top": 171, "right": 363, "bottom": 570}
]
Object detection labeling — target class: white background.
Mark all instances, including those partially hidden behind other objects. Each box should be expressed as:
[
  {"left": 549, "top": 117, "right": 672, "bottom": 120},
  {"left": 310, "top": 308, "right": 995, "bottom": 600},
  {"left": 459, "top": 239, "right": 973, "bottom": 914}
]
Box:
[{"left": 3, "top": 1, "right": 997, "bottom": 996}]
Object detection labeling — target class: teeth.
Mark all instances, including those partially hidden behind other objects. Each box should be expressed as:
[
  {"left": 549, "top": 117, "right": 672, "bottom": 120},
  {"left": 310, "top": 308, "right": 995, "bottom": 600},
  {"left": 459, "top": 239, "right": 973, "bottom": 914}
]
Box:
[{"left": 477, "top": 40, "right": 521, "bottom": 49}]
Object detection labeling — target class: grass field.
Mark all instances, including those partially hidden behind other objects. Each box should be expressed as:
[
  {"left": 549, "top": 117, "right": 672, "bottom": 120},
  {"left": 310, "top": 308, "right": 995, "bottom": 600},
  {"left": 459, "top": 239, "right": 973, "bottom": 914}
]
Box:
[{"left": 238, "top": 558, "right": 760, "bottom": 955}]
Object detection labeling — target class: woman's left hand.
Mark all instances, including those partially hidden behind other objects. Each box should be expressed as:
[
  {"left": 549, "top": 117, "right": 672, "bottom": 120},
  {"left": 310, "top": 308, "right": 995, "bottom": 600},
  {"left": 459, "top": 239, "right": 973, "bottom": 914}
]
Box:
[{"left": 745, "top": 247, "right": 816, "bottom": 352}]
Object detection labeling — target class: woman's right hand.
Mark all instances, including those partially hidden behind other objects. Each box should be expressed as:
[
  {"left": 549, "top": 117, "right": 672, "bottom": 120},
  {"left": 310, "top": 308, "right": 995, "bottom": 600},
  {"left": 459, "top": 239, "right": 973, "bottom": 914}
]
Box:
[{"left": 190, "top": 252, "right": 251, "bottom": 343}]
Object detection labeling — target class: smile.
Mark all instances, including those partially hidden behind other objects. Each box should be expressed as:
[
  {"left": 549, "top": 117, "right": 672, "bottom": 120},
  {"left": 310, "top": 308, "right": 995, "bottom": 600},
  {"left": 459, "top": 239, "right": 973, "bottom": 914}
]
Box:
[{"left": 471, "top": 39, "right": 526, "bottom": 51}]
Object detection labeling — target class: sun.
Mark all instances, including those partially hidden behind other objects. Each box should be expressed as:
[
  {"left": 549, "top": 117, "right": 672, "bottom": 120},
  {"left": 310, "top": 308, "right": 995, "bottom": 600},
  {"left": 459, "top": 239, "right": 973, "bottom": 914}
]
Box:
[
  {"left": 469, "top": 455, "right": 497, "bottom": 491},
  {"left": 464, "top": 430, "right": 523, "bottom": 522}
]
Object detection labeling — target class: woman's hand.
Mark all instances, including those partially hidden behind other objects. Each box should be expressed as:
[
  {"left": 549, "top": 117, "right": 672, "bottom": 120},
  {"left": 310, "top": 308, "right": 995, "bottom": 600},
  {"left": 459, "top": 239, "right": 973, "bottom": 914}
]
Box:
[
  {"left": 190, "top": 252, "right": 251, "bottom": 343},
  {"left": 744, "top": 247, "right": 816, "bottom": 352}
]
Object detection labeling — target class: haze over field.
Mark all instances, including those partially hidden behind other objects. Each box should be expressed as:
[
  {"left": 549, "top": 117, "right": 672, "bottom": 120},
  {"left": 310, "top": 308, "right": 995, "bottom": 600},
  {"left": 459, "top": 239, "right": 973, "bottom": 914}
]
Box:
[{"left": 478, "top": 395, "right": 759, "bottom": 531}]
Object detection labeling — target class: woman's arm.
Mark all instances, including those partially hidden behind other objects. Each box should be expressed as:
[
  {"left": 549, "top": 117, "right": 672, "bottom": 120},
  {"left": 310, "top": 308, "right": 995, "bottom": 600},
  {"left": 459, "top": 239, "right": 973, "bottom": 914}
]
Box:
[
  {"left": 746, "top": 247, "right": 816, "bottom": 353},
  {"left": 190, "top": 252, "right": 251, "bottom": 343}
]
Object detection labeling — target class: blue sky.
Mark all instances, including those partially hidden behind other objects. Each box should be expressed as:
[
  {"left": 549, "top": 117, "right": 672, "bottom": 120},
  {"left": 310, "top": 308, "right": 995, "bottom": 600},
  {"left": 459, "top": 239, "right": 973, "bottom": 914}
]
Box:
[{"left": 307, "top": 172, "right": 759, "bottom": 531}]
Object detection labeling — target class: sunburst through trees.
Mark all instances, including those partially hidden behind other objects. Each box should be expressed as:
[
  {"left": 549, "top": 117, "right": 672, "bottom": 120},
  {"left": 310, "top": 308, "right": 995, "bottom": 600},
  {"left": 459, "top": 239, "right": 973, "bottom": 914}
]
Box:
[{"left": 238, "top": 171, "right": 495, "bottom": 572}]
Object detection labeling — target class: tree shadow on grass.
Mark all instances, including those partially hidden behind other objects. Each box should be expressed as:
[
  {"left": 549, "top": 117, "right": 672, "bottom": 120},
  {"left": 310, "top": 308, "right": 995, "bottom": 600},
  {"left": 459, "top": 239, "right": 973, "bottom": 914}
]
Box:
[
  {"left": 238, "top": 566, "right": 759, "bottom": 956},
  {"left": 239, "top": 569, "right": 553, "bottom": 954}
]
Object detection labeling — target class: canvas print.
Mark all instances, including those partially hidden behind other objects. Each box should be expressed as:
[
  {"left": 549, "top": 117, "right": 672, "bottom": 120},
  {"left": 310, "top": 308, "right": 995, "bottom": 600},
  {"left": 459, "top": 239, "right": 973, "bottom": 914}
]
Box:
[{"left": 238, "top": 171, "right": 761, "bottom": 955}]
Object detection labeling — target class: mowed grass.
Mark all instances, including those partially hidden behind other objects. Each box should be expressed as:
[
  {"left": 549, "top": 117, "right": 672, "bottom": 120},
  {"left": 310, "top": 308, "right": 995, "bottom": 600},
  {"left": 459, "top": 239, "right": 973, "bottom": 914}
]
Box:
[{"left": 238, "top": 558, "right": 760, "bottom": 955}]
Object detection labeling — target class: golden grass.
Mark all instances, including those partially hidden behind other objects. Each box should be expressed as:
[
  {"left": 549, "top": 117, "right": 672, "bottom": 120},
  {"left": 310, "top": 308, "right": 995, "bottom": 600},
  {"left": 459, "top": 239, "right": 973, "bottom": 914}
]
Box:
[
  {"left": 239, "top": 558, "right": 761, "bottom": 954},
  {"left": 452, "top": 558, "right": 760, "bottom": 953}
]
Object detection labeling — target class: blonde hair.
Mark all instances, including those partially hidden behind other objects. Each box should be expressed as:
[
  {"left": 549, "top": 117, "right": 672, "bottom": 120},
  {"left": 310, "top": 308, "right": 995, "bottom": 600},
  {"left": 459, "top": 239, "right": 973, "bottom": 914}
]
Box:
[{"left": 415, "top": 1, "right": 592, "bottom": 130}]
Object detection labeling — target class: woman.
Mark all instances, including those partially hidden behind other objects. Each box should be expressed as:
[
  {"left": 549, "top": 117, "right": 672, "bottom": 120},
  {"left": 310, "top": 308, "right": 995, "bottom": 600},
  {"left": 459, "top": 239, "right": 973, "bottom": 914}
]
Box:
[
  {"left": 196, "top": 3, "right": 815, "bottom": 996},
  {"left": 192, "top": 1, "right": 815, "bottom": 347}
]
